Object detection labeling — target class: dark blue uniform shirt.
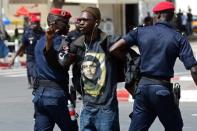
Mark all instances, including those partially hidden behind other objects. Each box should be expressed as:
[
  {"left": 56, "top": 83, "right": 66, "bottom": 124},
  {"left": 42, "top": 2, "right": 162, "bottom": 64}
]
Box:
[
  {"left": 34, "top": 35, "right": 69, "bottom": 82},
  {"left": 22, "top": 28, "right": 45, "bottom": 60},
  {"left": 123, "top": 22, "right": 197, "bottom": 78}
]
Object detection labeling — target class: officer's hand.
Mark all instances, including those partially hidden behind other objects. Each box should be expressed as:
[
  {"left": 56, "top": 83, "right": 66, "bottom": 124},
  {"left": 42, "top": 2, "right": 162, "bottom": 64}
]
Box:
[
  {"left": 67, "top": 52, "right": 77, "bottom": 65},
  {"left": 45, "top": 25, "right": 57, "bottom": 51},
  {"left": 46, "top": 25, "right": 55, "bottom": 41}
]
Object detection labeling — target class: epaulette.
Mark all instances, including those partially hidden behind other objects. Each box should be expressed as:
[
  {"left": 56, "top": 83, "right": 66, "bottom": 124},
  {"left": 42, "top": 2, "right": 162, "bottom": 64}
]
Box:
[
  {"left": 176, "top": 29, "right": 186, "bottom": 36},
  {"left": 132, "top": 25, "right": 144, "bottom": 31},
  {"left": 181, "top": 32, "right": 186, "bottom": 36}
]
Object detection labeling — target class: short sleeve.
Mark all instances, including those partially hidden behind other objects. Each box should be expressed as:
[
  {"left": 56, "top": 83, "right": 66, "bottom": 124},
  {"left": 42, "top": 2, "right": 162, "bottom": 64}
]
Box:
[
  {"left": 22, "top": 31, "right": 28, "bottom": 45},
  {"left": 179, "top": 36, "right": 197, "bottom": 69},
  {"left": 123, "top": 29, "right": 138, "bottom": 47}
]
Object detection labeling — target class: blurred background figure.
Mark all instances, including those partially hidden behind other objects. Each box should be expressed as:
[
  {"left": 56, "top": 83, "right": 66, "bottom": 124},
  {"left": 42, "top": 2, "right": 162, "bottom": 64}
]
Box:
[
  {"left": 23, "top": 16, "right": 30, "bottom": 33},
  {"left": 14, "top": 28, "right": 19, "bottom": 40},
  {"left": 9, "top": 15, "right": 45, "bottom": 89},
  {"left": 67, "top": 18, "right": 82, "bottom": 43},
  {"left": 181, "top": 12, "right": 188, "bottom": 34},
  {"left": 0, "top": 27, "right": 10, "bottom": 62},
  {"left": 0, "top": 34, "right": 9, "bottom": 59},
  {"left": 176, "top": 9, "right": 183, "bottom": 32},
  {"left": 102, "top": 18, "right": 114, "bottom": 35},
  {"left": 143, "top": 12, "right": 153, "bottom": 26},
  {"left": 187, "top": 7, "right": 193, "bottom": 35}
]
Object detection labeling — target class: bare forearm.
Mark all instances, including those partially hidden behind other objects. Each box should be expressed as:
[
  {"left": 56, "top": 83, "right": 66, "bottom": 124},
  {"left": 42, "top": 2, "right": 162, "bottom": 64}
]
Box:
[
  {"left": 13, "top": 45, "right": 25, "bottom": 59},
  {"left": 45, "top": 40, "right": 53, "bottom": 51},
  {"left": 9, "top": 45, "right": 25, "bottom": 66},
  {"left": 45, "top": 25, "right": 55, "bottom": 52},
  {"left": 109, "top": 39, "right": 127, "bottom": 59}
]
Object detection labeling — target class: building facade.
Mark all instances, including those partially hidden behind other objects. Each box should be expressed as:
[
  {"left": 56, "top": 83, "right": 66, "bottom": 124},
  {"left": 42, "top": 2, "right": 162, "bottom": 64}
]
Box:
[{"left": 4, "top": 0, "right": 184, "bottom": 35}]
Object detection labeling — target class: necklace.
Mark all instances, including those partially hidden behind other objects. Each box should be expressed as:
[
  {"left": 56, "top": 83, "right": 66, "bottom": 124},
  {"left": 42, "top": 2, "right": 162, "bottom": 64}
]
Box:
[{"left": 84, "top": 40, "right": 93, "bottom": 53}]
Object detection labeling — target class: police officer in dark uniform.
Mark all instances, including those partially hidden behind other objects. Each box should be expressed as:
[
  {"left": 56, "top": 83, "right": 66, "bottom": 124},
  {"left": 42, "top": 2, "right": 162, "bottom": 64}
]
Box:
[
  {"left": 110, "top": 1, "right": 197, "bottom": 131},
  {"left": 10, "top": 15, "right": 45, "bottom": 89},
  {"left": 33, "top": 8, "right": 78, "bottom": 131}
]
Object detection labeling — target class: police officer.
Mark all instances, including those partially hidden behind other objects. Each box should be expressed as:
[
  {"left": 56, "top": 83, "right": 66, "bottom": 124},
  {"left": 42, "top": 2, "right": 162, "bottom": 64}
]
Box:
[
  {"left": 33, "top": 8, "right": 78, "bottom": 131},
  {"left": 110, "top": 1, "right": 197, "bottom": 131},
  {"left": 9, "top": 15, "right": 45, "bottom": 89}
]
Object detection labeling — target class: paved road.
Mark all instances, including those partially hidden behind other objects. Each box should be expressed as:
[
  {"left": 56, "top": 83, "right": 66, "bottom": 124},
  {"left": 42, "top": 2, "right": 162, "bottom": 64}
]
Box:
[{"left": 0, "top": 70, "right": 197, "bottom": 131}]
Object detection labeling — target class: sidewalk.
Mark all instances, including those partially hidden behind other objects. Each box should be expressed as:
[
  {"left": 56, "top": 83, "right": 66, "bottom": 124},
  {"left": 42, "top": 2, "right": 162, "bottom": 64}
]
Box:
[{"left": 0, "top": 54, "right": 26, "bottom": 69}]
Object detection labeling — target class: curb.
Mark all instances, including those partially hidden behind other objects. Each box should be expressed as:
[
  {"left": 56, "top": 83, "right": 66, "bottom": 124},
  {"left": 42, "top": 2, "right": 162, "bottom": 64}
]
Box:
[
  {"left": 171, "top": 76, "right": 193, "bottom": 81},
  {"left": 0, "top": 63, "right": 11, "bottom": 69},
  {"left": 0, "top": 61, "right": 26, "bottom": 69},
  {"left": 117, "top": 89, "right": 130, "bottom": 101}
]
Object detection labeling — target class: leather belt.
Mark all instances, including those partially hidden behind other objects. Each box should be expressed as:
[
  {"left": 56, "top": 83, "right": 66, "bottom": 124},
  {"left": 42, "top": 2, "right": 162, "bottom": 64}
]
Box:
[
  {"left": 141, "top": 76, "right": 173, "bottom": 90},
  {"left": 37, "top": 79, "right": 67, "bottom": 90}
]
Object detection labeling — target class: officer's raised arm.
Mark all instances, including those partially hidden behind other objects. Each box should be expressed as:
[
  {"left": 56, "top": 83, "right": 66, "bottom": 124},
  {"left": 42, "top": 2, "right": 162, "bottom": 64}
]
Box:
[
  {"left": 45, "top": 24, "right": 55, "bottom": 51},
  {"left": 191, "top": 65, "right": 197, "bottom": 86},
  {"left": 109, "top": 39, "right": 127, "bottom": 59},
  {"left": 43, "top": 9, "right": 75, "bottom": 68}
]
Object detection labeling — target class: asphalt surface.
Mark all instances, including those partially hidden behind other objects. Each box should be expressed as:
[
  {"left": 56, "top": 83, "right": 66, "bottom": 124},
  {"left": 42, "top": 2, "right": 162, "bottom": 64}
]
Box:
[{"left": 0, "top": 69, "right": 197, "bottom": 131}]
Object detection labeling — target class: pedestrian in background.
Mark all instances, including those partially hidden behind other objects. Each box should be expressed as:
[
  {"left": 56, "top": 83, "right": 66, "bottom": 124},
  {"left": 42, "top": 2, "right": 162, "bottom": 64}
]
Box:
[
  {"left": 67, "top": 7, "right": 121, "bottom": 131},
  {"left": 67, "top": 18, "right": 82, "bottom": 43},
  {"left": 9, "top": 15, "right": 45, "bottom": 89},
  {"left": 181, "top": 12, "right": 188, "bottom": 34},
  {"left": 33, "top": 8, "right": 78, "bottom": 131},
  {"left": 143, "top": 12, "right": 153, "bottom": 26},
  {"left": 187, "top": 7, "right": 193, "bottom": 35},
  {"left": 0, "top": 37, "right": 9, "bottom": 58},
  {"left": 110, "top": 1, "right": 197, "bottom": 131},
  {"left": 176, "top": 9, "right": 183, "bottom": 32}
]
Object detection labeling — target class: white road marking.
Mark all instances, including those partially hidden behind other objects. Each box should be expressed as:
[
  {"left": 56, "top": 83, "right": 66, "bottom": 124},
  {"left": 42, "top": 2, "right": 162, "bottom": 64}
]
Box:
[
  {"left": 179, "top": 76, "right": 193, "bottom": 81},
  {"left": 8, "top": 73, "right": 27, "bottom": 77},
  {"left": 0, "top": 68, "right": 26, "bottom": 77},
  {"left": 192, "top": 114, "right": 197, "bottom": 116},
  {"left": 127, "top": 90, "right": 197, "bottom": 102}
]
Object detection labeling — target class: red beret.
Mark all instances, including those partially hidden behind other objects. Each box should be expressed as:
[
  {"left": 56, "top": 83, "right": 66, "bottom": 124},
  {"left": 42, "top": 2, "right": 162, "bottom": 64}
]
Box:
[
  {"left": 29, "top": 12, "right": 41, "bottom": 17},
  {"left": 50, "top": 8, "right": 71, "bottom": 18},
  {"left": 152, "top": 1, "right": 175, "bottom": 13},
  {"left": 30, "top": 15, "right": 40, "bottom": 22}
]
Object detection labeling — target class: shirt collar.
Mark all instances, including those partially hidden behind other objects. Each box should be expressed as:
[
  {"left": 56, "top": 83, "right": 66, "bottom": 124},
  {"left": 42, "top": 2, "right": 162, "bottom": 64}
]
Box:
[{"left": 155, "top": 21, "right": 174, "bottom": 29}]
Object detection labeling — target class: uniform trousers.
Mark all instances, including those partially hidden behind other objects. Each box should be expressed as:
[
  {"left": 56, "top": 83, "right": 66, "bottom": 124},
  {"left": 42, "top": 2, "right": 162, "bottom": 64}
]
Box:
[
  {"left": 129, "top": 79, "right": 183, "bottom": 131},
  {"left": 33, "top": 86, "right": 78, "bottom": 131}
]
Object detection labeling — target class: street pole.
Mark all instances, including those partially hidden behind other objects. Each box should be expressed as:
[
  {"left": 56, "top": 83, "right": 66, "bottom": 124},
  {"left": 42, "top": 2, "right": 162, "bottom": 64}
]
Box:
[{"left": 0, "top": 0, "right": 5, "bottom": 39}]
